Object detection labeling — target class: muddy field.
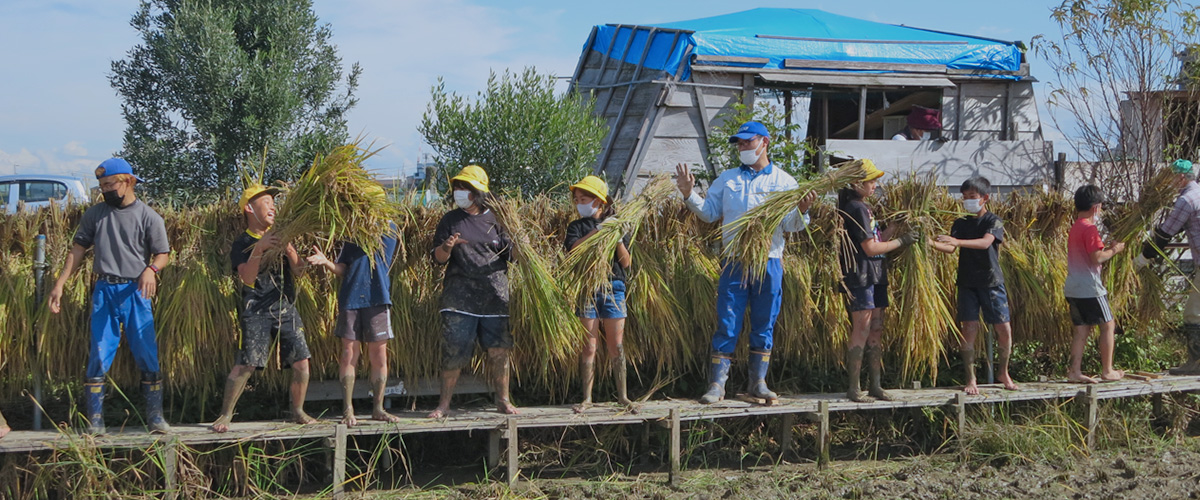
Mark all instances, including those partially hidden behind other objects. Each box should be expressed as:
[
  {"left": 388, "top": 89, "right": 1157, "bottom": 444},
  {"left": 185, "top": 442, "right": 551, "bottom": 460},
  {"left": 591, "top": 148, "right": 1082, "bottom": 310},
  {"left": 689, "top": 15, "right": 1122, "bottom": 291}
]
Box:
[{"left": 389, "top": 442, "right": 1200, "bottom": 499}]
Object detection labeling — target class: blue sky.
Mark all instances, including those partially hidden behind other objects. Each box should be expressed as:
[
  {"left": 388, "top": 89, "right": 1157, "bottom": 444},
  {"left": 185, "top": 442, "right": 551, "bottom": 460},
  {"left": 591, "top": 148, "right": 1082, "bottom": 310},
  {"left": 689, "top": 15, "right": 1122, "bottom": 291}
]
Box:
[{"left": 0, "top": 0, "right": 1070, "bottom": 185}]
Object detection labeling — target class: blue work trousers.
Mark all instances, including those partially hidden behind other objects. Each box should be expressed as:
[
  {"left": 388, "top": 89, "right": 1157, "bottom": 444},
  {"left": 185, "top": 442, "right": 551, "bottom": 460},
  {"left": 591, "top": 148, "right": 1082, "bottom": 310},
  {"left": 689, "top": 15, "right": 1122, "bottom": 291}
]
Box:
[
  {"left": 87, "top": 280, "right": 160, "bottom": 377},
  {"left": 711, "top": 258, "right": 783, "bottom": 354}
]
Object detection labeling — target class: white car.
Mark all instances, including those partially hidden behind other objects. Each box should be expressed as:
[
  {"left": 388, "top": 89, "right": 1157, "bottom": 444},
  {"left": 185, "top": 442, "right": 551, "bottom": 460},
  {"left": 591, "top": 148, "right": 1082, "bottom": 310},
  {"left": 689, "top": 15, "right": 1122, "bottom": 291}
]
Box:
[{"left": 0, "top": 174, "right": 90, "bottom": 213}]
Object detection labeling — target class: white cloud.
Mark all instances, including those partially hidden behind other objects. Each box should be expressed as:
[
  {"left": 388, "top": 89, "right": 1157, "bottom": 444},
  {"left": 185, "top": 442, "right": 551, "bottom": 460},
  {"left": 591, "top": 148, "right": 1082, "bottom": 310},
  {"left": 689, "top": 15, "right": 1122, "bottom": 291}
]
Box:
[
  {"left": 63, "top": 141, "right": 88, "bottom": 157},
  {"left": 0, "top": 147, "right": 101, "bottom": 182}
]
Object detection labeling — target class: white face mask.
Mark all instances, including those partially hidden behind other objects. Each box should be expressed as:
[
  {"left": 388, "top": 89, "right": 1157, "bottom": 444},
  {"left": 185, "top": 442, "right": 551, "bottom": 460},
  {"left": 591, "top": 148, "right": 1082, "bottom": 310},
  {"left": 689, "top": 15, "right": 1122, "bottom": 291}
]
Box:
[
  {"left": 738, "top": 140, "right": 763, "bottom": 166},
  {"left": 453, "top": 189, "right": 473, "bottom": 209},
  {"left": 576, "top": 202, "right": 597, "bottom": 218},
  {"left": 963, "top": 199, "right": 982, "bottom": 214}
]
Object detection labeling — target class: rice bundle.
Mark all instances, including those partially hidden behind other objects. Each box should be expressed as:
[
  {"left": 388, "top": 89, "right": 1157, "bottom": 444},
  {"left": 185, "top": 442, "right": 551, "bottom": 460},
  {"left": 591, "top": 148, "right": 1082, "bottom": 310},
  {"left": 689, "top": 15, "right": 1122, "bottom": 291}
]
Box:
[
  {"left": 490, "top": 195, "right": 586, "bottom": 394},
  {"left": 271, "top": 142, "right": 402, "bottom": 263},
  {"left": 558, "top": 175, "right": 674, "bottom": 308},
  {"left": 723, "top": 160, "right": 869, "bottom": 278}
]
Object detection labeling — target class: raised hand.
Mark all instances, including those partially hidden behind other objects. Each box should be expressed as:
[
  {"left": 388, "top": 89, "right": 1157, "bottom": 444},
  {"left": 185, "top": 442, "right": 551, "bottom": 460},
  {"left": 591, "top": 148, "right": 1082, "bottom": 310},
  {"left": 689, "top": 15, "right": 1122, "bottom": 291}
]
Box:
[{"left": 675, "top": 163, "right": 695, "bottom": 198}]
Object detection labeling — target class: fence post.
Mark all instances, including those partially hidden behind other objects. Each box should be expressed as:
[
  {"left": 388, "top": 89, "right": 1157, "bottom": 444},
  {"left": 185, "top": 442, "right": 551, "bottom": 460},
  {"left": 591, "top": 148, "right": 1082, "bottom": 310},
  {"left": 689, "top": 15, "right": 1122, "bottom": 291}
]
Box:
[{"left": 32, "top": 234, "right": 47, "bottom": 430}]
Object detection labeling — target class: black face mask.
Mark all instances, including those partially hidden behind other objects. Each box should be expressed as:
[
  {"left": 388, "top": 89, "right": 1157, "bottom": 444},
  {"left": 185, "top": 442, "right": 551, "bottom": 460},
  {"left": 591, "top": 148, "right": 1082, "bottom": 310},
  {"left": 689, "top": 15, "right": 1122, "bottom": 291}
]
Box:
[{"left": 102, "top": 189, "right": 124, "bottom": 207}]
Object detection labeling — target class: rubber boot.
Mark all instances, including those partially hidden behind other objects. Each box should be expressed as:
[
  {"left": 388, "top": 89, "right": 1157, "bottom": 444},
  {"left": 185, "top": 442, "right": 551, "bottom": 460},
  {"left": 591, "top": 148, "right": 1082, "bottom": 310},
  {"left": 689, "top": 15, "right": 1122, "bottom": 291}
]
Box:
[
  {"left": 846, "top": 346, "right": 872, "bottom": 402},
  {"left": 84, "top": 377, "right": 106, "bottom": 435},
  {"left": 1169, "top": 323, "right": 1200, "bottom": 375},
  {"left": 866, "top": 345, "right": 894, "bottom": 401},
  {"left": 747, "top": 350, "right": 778, "bottom": 401},
  {"left": 142, "top": 371, "right": 172, "bottom": 434},
  {"left": 699, "top": 354, "right": 732, "bottom": 404}
]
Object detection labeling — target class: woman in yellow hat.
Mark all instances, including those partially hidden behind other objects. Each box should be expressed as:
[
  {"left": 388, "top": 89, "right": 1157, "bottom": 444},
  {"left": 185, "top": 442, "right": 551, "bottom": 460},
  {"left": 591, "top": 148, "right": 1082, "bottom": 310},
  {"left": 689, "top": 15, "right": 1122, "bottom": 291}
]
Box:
[
  {"left": 565, "top": 175, "right": 632, "bottom": 412},
  {"left": 837, "top": 160, "right": 918, "bottom": 402},
  {"left": 428, "top": 165, "right": 518, "bottom": 417}
]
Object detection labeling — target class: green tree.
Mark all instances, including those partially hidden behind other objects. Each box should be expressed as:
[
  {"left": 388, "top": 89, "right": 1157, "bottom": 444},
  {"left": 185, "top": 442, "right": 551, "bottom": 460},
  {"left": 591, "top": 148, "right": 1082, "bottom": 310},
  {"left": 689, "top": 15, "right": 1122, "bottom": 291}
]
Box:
[
  {"left": 110, "top": 0, "right": 360, "bottom": 202},
  {"left": 419, "top": 67, "right": 608, "bottom": 197}
]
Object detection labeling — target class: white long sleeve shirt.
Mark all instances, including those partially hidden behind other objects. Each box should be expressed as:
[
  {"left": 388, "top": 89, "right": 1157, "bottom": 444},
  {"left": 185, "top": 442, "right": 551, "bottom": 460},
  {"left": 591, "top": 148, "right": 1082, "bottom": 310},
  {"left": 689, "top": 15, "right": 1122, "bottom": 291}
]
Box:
[{"left": 684, "top": 162, "right": 809, "bottom": 259}]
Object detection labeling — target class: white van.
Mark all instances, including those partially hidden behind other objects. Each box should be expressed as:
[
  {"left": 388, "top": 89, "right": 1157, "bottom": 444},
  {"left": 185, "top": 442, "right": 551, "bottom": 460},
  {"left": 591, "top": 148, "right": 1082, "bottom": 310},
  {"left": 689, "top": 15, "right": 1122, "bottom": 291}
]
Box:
[{"left": 0, "top": 175, "right": 90, "bottom": 214}]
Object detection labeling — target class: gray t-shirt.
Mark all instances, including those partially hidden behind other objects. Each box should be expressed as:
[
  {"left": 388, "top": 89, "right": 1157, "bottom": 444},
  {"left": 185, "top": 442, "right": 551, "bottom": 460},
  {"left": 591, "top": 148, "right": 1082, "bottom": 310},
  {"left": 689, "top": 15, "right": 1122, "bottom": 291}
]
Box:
[{"left": 73, "top": 200, "right": 170, "bottom": 279}]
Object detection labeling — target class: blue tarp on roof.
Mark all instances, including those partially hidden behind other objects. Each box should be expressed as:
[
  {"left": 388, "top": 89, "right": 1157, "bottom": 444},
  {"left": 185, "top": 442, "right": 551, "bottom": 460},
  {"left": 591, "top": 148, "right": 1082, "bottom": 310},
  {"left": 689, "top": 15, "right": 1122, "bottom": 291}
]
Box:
[{"left": 588, "top": 8, "right": 1024, "bottom": 81}]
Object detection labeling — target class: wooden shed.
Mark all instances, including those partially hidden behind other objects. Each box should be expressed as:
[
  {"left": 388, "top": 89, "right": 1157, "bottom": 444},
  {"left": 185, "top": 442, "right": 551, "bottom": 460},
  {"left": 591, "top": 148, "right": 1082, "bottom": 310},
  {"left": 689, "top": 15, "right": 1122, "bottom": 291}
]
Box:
[{"left": 569, "top": 8, "right": 1053, "bottom": 198}]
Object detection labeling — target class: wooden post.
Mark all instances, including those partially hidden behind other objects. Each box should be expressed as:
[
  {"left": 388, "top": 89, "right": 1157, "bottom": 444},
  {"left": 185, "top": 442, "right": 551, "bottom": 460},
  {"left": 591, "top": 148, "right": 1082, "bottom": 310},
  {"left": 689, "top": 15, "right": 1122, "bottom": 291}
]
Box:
[
  {"left": 506, "top": 417, "right": 519, "bottom": 486},
  {"left": 1084, "top": 385, "right": 1099, "bottom": 449},
  {"left": 163, "top": 440, "right": 178, "bottom": 500},
  {"left": 955, "top": 392, "right": 967, "bottom": 436},
  {"left": 817, "top": 401, "right": 831, "bottom": 469},
  {"left": 332, "top": 424, "right": 347, "bottom": 499},
  {"left": 668, "top": 408, "right": 681, "bottom": 485},
  {"left": 487, "top": 429, "right": 501, "bottom": 469},
  {"left": 777, "top": 413, "right": 795, "bottom": 463},
  {"left": 857, "top": 87, "right": 868, "bottom": 139},
  {"left": 1152, "top": 393, "right": 1164, "bottom": 422}
]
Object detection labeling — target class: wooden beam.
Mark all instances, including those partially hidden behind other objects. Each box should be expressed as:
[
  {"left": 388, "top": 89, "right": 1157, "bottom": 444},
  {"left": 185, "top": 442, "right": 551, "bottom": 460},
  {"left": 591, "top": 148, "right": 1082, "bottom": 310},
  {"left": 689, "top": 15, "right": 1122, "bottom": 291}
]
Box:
[
  {"left": 1084, "top": 386, "right": 1099, "bottom": 449},
  {"left": 777, "top": 413, "right": 795, "bottom": 463},
  {"left": 567, "top": 26, "right": 599, "bottom": 94},
  {"left": 954, "top": 392, "right": 967, "bottom": 435},
  {"left": 693, "top": 86, "right": 718, "bottom": 177},
  {"left": 858, "top": 87, "right": 867, "bottom": 140},
  {"left": 506, "top": 417, "right": 519, "bottom": 486},
  {"left": 332, "top": 424, "right": 347, "bottom": 499},
  {"left": 694, "top": 54, "right": 770, "bottom": 65},
  {"left": 487, "top": 429, "right": 501, "bottom": 469},
  {"left": 831, "top": 91, "right": 939, "bottom": 138},
  {"left": 163, "top": 441, "right": 178, "bottom": 500},
  {"left": 668, "top": 408, "right": 681, "bottom": 485},
  {"left": 595, "top": 28, "right": 667, "bottom": 184},
  {"left": 783, "top": 59, "right": 947, "bottom": 74},
  {"left": 817, "top": 401, "right": 831, "bottom": 469}
]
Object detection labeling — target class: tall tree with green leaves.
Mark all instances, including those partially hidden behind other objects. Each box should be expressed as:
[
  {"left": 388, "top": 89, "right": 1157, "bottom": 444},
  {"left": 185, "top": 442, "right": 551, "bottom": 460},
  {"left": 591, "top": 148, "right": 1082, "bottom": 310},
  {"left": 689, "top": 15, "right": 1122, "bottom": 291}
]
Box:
[
  {"left": 110, "top": 0, "right": 360, "bottom": 202},
  {"left": 419, "top": 67, "right": 608, "bottom": 197}
]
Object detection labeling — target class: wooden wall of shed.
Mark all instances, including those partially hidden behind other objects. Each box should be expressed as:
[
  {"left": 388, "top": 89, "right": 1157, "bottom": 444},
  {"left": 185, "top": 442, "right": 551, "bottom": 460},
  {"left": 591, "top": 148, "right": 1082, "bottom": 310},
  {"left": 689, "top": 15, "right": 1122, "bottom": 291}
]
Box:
[{"left": 942, "top": 81, "right": 1042, "bottom": 141}]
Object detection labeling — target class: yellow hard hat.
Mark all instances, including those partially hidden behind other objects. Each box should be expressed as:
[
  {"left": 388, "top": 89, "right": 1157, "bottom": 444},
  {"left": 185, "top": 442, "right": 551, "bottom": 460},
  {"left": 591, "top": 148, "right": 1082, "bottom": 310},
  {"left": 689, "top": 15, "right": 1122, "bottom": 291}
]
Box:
[
  {"left": 861, "top": 159, "right": 885, "bottom": 182},
  {"left": 238, "top": 184, "right": 280, "bottom": 211},
  {"left": 569, "top": 175, "right": 610, "bottom": 204},
  {"left": 450, "top": 165, "right": 490, "bottom": 193}
]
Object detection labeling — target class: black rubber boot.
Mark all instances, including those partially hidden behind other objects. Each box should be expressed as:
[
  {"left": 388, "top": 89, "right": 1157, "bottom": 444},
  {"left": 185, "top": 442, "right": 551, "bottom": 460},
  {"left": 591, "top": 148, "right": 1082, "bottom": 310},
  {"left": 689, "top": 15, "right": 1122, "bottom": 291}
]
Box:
[
  {"left": 747, "top": 350, "right": 778, "bottom": 400},
  {"left": 1169, "top": 323, "right": 1200, "bottom": 375},
  {"left": 84, "top": 377, "right": 106, "bottom": 435},
  {"left": 142, "top": 371, "right": 172, "bottom": 434},
  {"left": 699, "top": 354, "right": 732, "bottom": 404}
]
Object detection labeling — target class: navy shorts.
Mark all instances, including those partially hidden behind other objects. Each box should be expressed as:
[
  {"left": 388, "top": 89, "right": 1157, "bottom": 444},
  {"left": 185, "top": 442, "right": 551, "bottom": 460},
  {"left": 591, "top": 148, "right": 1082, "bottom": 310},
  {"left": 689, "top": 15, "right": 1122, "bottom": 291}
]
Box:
[
  {"left": 579, "top": 280, "right": 627, "bottom": 319},
  {"left": 1067, "top": 296, "right": 1114, "bottom": 326},
  {"left": 957, "top": 285, "right": 1011, "bottom": 324},
  {"left": 846, "top": 283, "right": 889, "bottom": 312},
  {"left": 441, "top": 311, "right": 514, "bottom": 371}
]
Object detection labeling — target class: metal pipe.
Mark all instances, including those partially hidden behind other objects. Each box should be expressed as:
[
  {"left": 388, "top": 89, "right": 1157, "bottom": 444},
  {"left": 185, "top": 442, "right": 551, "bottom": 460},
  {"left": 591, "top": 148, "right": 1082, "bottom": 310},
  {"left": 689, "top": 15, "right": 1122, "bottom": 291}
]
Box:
[{"left": 32, "top": 234, "right": 46, "bottom": 430}]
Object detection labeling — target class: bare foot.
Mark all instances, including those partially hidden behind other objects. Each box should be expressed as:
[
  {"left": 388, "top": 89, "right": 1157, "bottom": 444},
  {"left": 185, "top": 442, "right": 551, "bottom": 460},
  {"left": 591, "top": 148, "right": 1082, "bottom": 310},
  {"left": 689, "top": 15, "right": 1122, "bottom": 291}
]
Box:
[
  {"left": 1100, "top": 369, "right": 1126, "bottom": 382},
  {"left": 572, "top": 401, "right": 591, "bottom": 414},
  {"left": 963, "top": 383, "right": 980, "bottom": 395},
  {"left": 341, "top": 412, "right": 358, "bottom": 427},
  {"left": 847, "top": 390, "right": 876, "bottom": 403},
  {"left": 372, "top": 410, "right": 401, "bottom": 423},
  {"left": 868, "top": 388, "right": 895, "bottom": 401},
  {"left": 1067, "top": 373, "right": 1099, "bottom": 384},
  {"left": 292, "top": 411, "right": 317, "bottom": 425},
  {"left": 209, "top": 415, "right": 232, "bottom": 433},
  {"left": 0, "top": 425, "right": 10, "bottom": 439},
  {"left": 998, "top": 375, "right": 1020, "bottom": 391},
  {"left": 498, "top": 400, "right": 520, "bottom": 415},
  {"left": 617, "top": 397, "right": 633, "bottom": 406},
  {"left": 427, "top": 407, "right": 449, "bottom": 419}
]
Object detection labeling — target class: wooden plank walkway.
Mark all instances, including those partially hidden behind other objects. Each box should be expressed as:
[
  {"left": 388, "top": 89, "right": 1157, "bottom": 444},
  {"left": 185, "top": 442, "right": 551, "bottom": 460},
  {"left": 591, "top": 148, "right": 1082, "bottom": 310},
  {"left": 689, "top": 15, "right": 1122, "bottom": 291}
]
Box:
[{"left": 2, "top": 374, "right": 1197, "bottom": 496}]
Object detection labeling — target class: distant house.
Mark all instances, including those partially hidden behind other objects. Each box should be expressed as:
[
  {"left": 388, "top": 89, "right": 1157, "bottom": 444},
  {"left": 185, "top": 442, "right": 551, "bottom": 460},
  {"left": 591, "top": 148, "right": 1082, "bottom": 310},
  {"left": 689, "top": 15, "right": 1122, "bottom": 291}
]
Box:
[{"left": 570, "top": 8, "right": 1052, "bottom": 198}]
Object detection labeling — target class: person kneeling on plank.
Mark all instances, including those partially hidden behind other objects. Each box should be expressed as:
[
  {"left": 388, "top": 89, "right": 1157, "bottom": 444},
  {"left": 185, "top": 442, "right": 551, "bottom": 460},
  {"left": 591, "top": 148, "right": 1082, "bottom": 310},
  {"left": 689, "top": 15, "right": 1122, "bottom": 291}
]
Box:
[
  {"left": 210, "top": 184, "right": 316, "bottom": 433},
  {"left": 48, "top": 158, "right": 172, "bottom": 435},
  {"left": 1139, "top": 158, "right": 1200, "bottom": 375},
  {"left": 307, "top": 184, "right": 402, "bottom": 426},
  {"left": 838, "top": 161, "right": 917, "bottom": 402},
  {"left": 675, "top": 121, "right": 816, "bottom": 405}
]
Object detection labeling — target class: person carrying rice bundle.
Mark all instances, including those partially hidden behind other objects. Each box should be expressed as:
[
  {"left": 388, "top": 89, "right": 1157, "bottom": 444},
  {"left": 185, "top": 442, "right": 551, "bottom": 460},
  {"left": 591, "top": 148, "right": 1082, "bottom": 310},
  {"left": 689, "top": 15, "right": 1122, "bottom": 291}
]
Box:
[
  {"left": 1139, "top": 159, "right": 1200, "bottom": 375},
  {"left": 210, "top": 184, "right": 316, "bottom": 433},
  {"left": 428, "top": 165, "right": 518, "bottom": 418},
  {"left": 306, "top": 184, "right": 402, "bottom": 426},
  {"left": 931, "top": 177, "right": 1020, "bottom": 394},
  {"left": 1065, "top": 185, "right": 1126, "bottom": 384},
  {"left": 564, "top": 175, "right": 633, "bottom": 413},
  {"left": 838, "top": 161, "right": 918, "bottom": 402},
  {"left": 674, "top": 121, "right": 816, "bottom": 405},
  {"left": 48, "top": 158, "right": 172, "bottom": 435}
]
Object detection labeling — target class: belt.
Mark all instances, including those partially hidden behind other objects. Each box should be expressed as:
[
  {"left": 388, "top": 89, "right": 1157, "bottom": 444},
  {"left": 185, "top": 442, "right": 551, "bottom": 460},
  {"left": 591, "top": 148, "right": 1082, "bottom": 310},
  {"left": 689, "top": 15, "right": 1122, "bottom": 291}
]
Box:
[{"left": 98, "top": 274, "right": 136, "bottom": 284}]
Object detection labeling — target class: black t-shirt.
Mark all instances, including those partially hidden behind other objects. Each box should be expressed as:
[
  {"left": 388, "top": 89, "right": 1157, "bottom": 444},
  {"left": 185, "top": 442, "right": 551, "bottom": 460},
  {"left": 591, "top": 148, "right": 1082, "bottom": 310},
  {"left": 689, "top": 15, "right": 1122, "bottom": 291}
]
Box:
[
  {"left": 839, "top": 198, "right": 886, "bottom": 289},
  {"left": 563, "top": 217, "right": 631, "bottom": 283},
  {"left": 431, "top": 208, "right": 512, "bottom": 316},
  {"left": 949, "top": 211, "right": 1005, "bottom": 287},
  {"left": 230, "top": 230, "right": 295, "bottom": 314}
]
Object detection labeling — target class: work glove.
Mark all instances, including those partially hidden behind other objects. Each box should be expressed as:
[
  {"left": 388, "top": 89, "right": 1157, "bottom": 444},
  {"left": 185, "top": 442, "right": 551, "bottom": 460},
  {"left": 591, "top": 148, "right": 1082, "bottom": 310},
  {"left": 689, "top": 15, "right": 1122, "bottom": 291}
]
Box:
[{"left": 898, "top": 231, "right": 919, "bottom": 248}]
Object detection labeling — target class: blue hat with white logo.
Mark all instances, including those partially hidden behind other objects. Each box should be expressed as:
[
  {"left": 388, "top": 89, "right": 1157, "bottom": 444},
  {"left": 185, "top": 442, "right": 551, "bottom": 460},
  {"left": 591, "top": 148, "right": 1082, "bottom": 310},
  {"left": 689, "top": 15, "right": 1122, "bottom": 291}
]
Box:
[
  {"left": 94, "top": 158, "right": 144, "bottom": 182},
  {"left": 728, "top": 121, "right": 770, "bottom": 143}
]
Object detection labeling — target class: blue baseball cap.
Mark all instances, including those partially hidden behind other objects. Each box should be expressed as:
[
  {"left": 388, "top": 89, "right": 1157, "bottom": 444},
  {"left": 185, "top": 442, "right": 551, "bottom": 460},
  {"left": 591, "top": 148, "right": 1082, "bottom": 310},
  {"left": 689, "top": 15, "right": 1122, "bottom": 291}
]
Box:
[
  {"left": 94, "top": 158, "right": 144, "bottom": 182},
  {"left": 728, "top": 121, "right": 770, "bottom": 143}
]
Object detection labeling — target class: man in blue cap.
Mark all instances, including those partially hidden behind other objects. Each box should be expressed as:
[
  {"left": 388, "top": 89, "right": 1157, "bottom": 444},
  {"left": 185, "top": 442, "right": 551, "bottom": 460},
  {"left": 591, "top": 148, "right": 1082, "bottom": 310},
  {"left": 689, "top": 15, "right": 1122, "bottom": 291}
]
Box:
[
  {"left": 675, "top": 121, "right": 815, "bottom": 404},
  {"left": 1140, "top": 159, "right": 1200, "bottom": 374},
  {"left": 48, "top": 158, "right": 172, "bottom": 434}
]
